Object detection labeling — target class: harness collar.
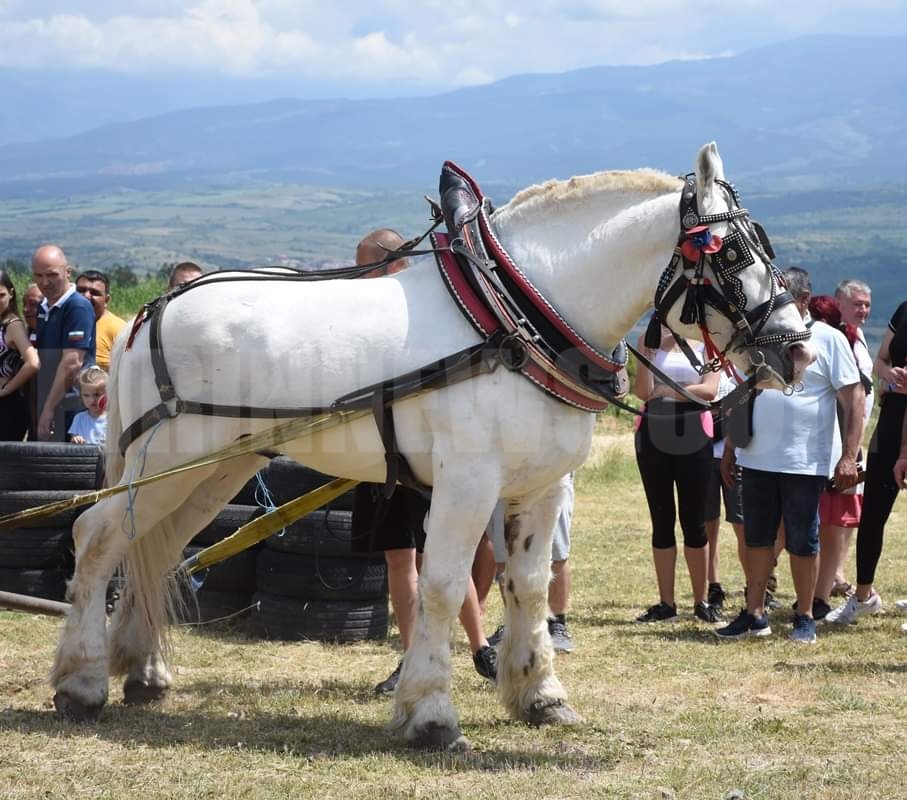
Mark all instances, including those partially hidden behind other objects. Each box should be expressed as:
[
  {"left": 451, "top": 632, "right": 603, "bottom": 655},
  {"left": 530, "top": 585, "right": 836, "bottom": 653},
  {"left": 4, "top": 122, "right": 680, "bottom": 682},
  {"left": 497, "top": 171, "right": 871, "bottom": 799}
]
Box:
[{"left": 435, "top": 160, "right": 629, "bottom": 414}]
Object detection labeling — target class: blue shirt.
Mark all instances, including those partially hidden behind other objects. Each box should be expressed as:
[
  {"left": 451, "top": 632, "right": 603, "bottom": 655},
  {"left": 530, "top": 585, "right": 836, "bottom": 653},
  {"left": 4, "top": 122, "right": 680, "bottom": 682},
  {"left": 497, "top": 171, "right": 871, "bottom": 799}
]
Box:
[
  {"left": 36, "top": 286, "right": 96, "bottom": 402},
  {"left": 68, "top": 410, "right": 107, "bottom": 446}
]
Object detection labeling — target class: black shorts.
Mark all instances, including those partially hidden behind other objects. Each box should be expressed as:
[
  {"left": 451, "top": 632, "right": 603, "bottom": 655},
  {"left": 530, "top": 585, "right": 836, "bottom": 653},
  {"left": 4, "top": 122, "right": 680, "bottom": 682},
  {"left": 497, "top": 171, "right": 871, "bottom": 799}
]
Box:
[
  {"left": 705, "top": 457, "right": 744, "bottom": 525},
  {"left": 351, "top": 483, "right": 430, "bottom": 554}
]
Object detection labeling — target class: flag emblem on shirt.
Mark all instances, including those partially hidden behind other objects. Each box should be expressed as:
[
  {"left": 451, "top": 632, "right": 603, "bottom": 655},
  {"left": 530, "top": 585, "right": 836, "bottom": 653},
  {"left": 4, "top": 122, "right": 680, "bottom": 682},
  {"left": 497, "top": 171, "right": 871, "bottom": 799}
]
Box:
[{"left": 67, "top": 330, "right": 86, "bottom": 342}]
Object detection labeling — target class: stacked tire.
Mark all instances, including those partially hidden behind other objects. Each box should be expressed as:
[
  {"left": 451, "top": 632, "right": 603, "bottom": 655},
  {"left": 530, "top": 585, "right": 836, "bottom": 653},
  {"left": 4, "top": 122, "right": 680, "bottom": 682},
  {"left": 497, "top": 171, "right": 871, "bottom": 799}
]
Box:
[
  {"left": 179, "top": 503, "right": 264, "bottom": 624},
  {"left": 0, "top": 443, "right": 101, "bottom": 602},
  {"left": 247, "top": 457, "right": 389, "bottom": 643}
]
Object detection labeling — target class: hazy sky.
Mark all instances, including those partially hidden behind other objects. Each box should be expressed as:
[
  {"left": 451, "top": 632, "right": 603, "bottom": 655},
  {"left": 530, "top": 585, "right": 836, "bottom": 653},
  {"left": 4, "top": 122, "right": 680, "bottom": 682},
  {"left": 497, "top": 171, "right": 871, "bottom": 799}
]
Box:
[{"left": 2, "top": 0, "right": 906, "bottom": 92}]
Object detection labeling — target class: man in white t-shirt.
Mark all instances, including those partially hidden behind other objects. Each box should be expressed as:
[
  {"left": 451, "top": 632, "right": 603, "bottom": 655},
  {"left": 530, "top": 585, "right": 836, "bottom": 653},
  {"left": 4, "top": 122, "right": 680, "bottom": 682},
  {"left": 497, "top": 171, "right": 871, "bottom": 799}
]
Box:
[
  {"left": 823, "top": 279, "right": 874, "bottom": 596},
  {"left": 716, "top": 267, "right": 865, "bottom": 644}
]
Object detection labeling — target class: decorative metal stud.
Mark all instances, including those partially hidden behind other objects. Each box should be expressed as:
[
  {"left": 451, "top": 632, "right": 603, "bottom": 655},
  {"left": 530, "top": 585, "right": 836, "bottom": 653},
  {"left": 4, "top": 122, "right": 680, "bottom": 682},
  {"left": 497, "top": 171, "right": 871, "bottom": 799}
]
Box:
[{"left": 727, "top": 249, "right": 737, "bottom": 261}]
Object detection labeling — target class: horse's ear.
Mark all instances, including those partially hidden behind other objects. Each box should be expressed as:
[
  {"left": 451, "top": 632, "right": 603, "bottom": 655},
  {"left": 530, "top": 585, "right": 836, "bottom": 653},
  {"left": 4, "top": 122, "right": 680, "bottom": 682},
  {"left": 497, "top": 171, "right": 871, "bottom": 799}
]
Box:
[{"left": 695, "top": 142, "right": 724, "bottom": 200}]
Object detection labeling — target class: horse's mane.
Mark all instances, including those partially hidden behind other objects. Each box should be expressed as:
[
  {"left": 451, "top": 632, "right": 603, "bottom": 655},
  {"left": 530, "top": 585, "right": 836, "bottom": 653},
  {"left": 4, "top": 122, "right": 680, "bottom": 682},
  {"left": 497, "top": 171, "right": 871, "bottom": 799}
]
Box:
[{"left": 507, "top": 169, "right": 683, "bottom": 210}]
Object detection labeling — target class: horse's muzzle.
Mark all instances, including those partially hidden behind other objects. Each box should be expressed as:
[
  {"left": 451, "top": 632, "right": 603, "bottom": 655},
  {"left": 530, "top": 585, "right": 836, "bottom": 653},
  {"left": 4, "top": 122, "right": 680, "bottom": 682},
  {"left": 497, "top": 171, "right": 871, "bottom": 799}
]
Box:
[{"left": 747, "top": 339, "right": 814, "bottom": 389}]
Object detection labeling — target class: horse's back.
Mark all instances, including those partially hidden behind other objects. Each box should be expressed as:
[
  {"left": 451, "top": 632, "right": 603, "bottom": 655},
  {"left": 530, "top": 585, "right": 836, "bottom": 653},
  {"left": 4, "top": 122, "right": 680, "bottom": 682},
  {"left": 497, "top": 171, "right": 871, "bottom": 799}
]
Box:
[{"left": 127, "top": 265, "right": 480, "bottom": 412}]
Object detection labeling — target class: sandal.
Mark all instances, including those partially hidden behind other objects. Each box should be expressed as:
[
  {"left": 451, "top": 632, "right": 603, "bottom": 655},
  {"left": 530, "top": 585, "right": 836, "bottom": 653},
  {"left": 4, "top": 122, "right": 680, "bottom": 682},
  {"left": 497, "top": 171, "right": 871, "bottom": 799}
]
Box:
[{"left": 831, "top": 580, "right": 855, "bottom": 598}]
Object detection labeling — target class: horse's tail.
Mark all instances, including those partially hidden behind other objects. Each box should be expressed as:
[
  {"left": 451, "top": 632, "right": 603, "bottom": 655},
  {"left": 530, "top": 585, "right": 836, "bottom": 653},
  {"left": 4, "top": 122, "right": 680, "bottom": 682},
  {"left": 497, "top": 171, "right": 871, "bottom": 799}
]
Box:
[
  {"left": 108, "top": 515, "right": 187, "bottom": 676},
  {"left": 105, "top": 321, "right": 187, "bottom": 676}
]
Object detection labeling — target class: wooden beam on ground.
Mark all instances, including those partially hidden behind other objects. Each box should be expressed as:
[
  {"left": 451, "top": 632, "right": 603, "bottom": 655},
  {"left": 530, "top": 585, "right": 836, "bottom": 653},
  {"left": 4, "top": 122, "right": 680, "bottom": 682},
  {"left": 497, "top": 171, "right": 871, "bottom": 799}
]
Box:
[{"left": 0, "top": 590, "right": 70, "bottom": 617}]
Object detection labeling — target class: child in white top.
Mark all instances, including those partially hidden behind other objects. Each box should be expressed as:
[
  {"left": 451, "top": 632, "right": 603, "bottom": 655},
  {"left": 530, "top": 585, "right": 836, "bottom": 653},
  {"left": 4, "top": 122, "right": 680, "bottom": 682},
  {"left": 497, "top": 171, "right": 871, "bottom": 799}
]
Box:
[{"left": 68, "top": 365, "right": 108, "bottom": 446}]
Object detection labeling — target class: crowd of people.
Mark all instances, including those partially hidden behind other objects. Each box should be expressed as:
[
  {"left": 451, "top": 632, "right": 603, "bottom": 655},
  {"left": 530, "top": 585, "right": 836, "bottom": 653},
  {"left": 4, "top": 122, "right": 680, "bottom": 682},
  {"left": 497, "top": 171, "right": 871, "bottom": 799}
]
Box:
[
  {"left": 631, "top": 268, "right": 907, "bottom": 645},
  {"left": 3, "top": 236, "right": 904, "bottom": 688},
  {"left": 0, "top": 245, "right": 203, "bottom": 448}
]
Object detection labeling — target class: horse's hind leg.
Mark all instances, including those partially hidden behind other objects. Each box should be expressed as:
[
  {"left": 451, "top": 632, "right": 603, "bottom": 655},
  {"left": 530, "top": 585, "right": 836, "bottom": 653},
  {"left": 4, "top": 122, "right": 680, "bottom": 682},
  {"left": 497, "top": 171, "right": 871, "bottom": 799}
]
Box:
[
  {"left": 50, "top": 481, "right": 185, "bottom": 720},
  {"left": 109, "top": 454, "right": 267, "bottom": 705},
  {"left": 391, "top": 468, "right": 498, "bottom": 751},
  {"left": 498, "top": 475, "right": 581, "bottom": 727},
  {"left": 51, "top": 438, "right": 247, "bottom": 719}
]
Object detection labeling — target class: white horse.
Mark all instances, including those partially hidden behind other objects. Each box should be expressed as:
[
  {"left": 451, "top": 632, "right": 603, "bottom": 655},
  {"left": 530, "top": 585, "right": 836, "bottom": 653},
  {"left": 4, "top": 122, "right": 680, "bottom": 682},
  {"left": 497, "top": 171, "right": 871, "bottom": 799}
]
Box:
[{"left": 51, "top": 142, "right": 812, "bottom": 750}]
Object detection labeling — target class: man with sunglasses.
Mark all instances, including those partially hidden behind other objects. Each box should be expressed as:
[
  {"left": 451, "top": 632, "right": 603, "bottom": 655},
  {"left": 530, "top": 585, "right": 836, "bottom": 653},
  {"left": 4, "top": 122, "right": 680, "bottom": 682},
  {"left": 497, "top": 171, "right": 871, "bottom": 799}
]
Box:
[{"left": 76, "top": 270, "right": 125, "bottom": 372}]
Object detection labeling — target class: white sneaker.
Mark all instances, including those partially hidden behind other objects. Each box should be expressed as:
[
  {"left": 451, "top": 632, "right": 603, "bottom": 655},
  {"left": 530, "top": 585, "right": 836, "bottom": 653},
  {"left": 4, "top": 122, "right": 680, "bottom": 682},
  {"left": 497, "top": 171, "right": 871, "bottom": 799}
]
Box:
[
  {"left": 895, "top": 599, "right": 907, "bottom": 615},
  {"left": 825, "top": 591, "right": 882, "bottom": 625}
]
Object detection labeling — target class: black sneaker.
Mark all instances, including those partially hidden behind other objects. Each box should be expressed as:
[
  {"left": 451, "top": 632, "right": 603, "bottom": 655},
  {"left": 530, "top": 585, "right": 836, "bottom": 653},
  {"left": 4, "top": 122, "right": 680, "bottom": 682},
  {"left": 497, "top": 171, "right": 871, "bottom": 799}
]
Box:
[
  {"left": 707, "top": 582, "right": 727, "bottom": 610},
  {"left": 694, "top": 601, "right": 724, "bottom": 624},
  {"left": 634, "top": 601, "right": 678, "bottom": 624},
  {"left": 473, "top": 645, "right": 497, "bottom": 684},
  {"left": 812, "top": 598, "right": 832, "bottom": 621},
  {"left": 373, "top": 660, "right": 403, "bottom": 695},
  {"left": 790, "top": 598, "right": 831, "bottom": 620},
  {"left": 714, "top": 609, "right": 772, "bottom": 640},
  {"left": 487, "top": 624, "right": 505, "bottom": 647},
  {"left": 548, "top": 617, "right": 574, "bottom": 653}
]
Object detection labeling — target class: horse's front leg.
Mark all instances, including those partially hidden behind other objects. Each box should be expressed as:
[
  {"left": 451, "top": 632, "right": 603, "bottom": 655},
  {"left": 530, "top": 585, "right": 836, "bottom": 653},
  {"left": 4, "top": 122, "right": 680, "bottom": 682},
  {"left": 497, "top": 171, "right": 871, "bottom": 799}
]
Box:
[
  {"left": 499, "top": 475, "right": 581, "bottom": 726},
  {"left": 390, "top": 471, "right": 498, "bottom": 751}
]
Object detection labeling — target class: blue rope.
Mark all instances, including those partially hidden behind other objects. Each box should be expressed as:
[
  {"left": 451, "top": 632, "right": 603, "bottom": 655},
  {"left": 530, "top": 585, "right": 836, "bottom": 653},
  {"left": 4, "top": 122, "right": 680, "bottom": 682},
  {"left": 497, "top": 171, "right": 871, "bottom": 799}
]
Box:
[
  {"left": 253, "top": 470, "right": 286, "bottom": 536},
  {"left": 121, "top": 419, "right": 165, "bottom": 540}
]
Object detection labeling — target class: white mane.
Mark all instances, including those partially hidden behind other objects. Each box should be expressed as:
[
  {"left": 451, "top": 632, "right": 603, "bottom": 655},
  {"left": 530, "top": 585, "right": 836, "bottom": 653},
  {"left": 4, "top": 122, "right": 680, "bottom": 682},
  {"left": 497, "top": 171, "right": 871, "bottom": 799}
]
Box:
[{"left": 505, "top": 168, "right": 683, "bottom": 212}]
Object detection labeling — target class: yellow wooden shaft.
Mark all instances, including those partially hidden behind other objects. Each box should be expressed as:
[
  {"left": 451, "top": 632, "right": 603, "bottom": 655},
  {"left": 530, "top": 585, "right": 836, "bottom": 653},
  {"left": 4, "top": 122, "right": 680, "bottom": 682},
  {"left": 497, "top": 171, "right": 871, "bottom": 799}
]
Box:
[{"left": 179, "top": 478, "right": 360, "bottom": 574}]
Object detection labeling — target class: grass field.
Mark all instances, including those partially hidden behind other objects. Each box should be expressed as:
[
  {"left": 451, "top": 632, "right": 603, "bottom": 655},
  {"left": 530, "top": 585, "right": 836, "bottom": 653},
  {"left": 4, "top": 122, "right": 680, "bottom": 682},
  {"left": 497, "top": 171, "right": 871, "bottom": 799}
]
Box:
[{"left": 2, "top": 417, "right": 907, "bottom": 799}]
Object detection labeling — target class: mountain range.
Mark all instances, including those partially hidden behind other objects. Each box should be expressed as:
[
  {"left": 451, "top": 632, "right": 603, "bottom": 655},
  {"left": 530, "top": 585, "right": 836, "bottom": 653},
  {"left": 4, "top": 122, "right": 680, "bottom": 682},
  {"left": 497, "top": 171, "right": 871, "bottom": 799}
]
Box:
[{"left": 1, "top": 35, "right": 906, "bottom": 197}]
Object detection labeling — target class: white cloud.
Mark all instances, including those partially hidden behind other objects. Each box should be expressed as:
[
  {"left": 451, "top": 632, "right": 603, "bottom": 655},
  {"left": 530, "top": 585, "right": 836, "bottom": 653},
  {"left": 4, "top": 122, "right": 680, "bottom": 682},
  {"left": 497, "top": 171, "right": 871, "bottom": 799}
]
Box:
[
  {"left": 0, "top": 0, "right": 904, "bottom": 89},
  {"left": 454, "top": 66, "right": 495, "bottom": 86}
]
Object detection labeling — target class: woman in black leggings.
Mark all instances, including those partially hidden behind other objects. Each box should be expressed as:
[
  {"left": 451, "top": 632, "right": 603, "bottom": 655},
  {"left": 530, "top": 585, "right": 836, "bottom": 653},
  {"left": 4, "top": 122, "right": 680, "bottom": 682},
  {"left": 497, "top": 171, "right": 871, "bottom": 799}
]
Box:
[
  {"left": 827, "top": 300, "right": 907, "bottom": 624},
  {"left": 633, "top": 325, "right": 720, "bottom": 624}
]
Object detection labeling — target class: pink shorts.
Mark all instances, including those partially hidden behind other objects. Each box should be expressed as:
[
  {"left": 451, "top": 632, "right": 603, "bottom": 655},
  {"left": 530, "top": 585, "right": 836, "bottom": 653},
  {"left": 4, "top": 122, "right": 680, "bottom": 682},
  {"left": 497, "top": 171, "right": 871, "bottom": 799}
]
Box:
[{"left": 819, "top": 490, "right": 863, "bottom": 528}]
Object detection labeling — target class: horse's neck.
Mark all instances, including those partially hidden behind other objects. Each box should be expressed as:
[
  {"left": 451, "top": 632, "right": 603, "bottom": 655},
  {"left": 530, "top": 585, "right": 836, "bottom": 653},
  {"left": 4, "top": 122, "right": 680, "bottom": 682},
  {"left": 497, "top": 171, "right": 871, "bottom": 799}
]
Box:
[{"left": 493, "top": 190, "right": 680, "bottom": 351}]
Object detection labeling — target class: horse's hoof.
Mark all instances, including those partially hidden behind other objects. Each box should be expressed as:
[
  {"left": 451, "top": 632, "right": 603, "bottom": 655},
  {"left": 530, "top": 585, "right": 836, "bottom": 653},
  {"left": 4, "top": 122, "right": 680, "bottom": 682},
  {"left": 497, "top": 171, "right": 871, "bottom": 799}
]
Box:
[
  {"left": 411, "top": 722, "right": 471, "bottom": 752},
  {"left": 527, "top": 699, "right": 582, "bottom": 728},
  {"left": 123, "top": 679, "right": 169, "bottom": 706},
  {"left": 53, "top": 691, "right": 103, "bottom": 722}
]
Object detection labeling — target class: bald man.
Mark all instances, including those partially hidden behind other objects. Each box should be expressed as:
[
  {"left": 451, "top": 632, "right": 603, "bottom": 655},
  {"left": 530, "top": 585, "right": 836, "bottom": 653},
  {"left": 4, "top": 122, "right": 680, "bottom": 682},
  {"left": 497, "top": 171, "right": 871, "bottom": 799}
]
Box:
[
  {"left": 32, "top": 245, "right": 97, "bottom": 441},
  {"left": 356, "top": 228, "right": 409, "bottom": 278},
  {"left": 168, "top": 261, "right": 204, "bottom": 290}
]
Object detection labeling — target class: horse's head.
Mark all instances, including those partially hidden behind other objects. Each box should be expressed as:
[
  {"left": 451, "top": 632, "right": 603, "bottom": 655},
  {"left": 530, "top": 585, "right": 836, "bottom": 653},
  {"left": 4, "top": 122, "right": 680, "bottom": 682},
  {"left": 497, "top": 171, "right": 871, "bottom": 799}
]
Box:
[{"left": 657, "top": 142, "right": 814, "bottom": 389}]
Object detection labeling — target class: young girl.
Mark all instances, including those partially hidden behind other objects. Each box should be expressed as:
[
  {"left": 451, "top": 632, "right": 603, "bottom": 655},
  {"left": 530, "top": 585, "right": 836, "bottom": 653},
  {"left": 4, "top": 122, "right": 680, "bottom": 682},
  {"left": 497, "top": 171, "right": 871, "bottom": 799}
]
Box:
[
  {"left": 68, "top": 366, "right": 108, "bottom": 446},
  {"left": 0, "top": 270, "right": 40, "bottom": 441}
]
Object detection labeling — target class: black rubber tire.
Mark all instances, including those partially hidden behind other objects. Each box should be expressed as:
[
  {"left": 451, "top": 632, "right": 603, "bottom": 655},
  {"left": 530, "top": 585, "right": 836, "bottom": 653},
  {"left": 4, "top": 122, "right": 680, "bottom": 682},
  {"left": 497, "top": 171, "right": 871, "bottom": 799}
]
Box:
[
  {"left": 190, "top": 504, "right": 263, "bottom": 546},
  {"left": 256, "top": 549, "right": 387, "bottom": 601},
  {"left": 264, "top": 457, "right": 355, "bottom": 512},
  {"left": 0, "top": 442, "right": 102, "bottom": 491},
  {"left": 0, "top": 490, "right": 89, "bottom": 529},
  {"left": 0, "top": 566, "right": 68, "bottom": 601},
  {"left": 248, "top": 591, "right": 388, "bottom": 643},
  {"left": 0, "top": 527, "right": 72, "bottom": 568},
  {"left": 264, "top": 510, "right": 376, "bottom": 559},
  {"left": 178, "top": 590, "right": 254, "bottom": 624},
  {"left": 182, "top": 546, "right": 258, "bottom": 594}
]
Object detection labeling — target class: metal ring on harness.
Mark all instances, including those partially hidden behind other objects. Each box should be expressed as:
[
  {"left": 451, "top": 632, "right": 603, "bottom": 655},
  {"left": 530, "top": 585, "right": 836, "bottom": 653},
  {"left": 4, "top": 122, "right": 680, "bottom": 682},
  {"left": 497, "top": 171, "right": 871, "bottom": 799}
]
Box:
[{"left": 498, "top": 332, "right": 530, "bottom": 370}]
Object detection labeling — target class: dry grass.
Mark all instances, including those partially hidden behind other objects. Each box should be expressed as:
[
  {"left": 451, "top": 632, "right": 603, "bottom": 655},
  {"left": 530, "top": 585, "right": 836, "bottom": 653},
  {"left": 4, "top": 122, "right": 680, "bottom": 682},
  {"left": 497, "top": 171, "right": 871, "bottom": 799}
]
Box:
[{"left": 2, "top": 420, "right": 907, "bottom": 799}]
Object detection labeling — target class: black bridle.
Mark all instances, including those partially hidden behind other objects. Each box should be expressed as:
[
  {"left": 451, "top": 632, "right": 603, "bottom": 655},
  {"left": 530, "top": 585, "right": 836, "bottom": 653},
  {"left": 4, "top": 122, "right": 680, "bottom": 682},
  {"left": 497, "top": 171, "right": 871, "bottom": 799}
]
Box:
[{"left": 646, "top": 174, "right": 810, "bottom": 385}]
